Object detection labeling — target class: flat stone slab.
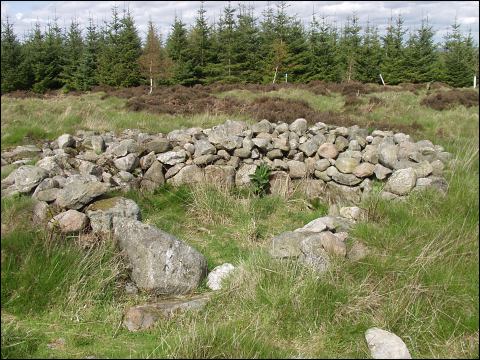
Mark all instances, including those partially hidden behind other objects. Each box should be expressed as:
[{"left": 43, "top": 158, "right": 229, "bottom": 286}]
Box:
[{"left": 123, "top": 294, "right": 210, "bottom": 331}]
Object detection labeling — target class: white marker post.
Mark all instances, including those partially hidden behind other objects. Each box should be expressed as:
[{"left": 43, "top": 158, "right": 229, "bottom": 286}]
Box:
[
  {"left": 474, "top": 75, "right": 477, "bottom": 89},
  {"left": 379, "top": 74, "right": 385, "bottom": 86},
  {"left": 285, "top": 73, "right": 288, "bottom": 83}
]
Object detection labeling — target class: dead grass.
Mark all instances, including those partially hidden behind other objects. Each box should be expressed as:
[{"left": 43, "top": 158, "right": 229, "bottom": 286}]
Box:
[{"left": 421, "top": 89, "right": 479, "bottom": 111}]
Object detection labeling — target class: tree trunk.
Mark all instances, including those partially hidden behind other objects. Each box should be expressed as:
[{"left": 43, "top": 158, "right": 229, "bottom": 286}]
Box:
[{"left": 273, "top": 66, "right": 278, "bottom": 84}]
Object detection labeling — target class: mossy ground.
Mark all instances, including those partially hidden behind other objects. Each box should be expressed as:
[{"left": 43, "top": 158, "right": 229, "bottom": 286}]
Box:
[{"left": 1, "top": 86, "right": 478, "bottom": 358}]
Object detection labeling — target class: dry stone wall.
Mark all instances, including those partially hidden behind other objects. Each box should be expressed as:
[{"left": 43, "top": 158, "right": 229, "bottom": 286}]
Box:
[{"left": 1, "top": 118, "right": 451, "bottom": 205}]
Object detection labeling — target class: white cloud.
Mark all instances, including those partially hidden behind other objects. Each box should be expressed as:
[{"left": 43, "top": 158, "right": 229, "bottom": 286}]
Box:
[{"left": 1, "top": 1, "right": 478, "bottom": 44}]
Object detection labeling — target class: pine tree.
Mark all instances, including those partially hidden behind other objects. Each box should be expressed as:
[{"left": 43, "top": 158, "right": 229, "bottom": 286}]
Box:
[
  {"left": 166, "top": 16, "right": 195, "bottom": 85},
  {"left": 96, "top": 6, "right": 122, "bottom": 86},
  {"left": 356, "top": 21, "right": 383, "bottom": 83},
  {"left": 404, "top": 19, "right": 438, "bottom": 83},
  {"left": 75, "top": 18, "right": 99, "bottom": 91},
  {"left": 1, "top": 17, "right": 25, "bottom": 93},
  {"left": 285, "top": 18, "right": 310, "bottom": 82},
  {"left": 210, "top": 2, "right": 237, "bottom": 83},
  {"left": 381, "top": 15, "right": 407, "bottom": 85},
  {"left": 117, "top": 10, "right": 142, "bottom": 87},
  {"left": 443, "top": 21, "right": 477, "bottom": 87},
  {"left": 139, "top": 20, "right": 172, "bottom": 92},
  {"left": 61, "top": 20, "right": 83, "bottom": 90},
  {"left": 339, "top": 13, "right": 362, "bottom": 82},
  {"left": 188, "top": 2, "right": 213, "bottom": 84},
  {"left": 231, "top": 4, "right": 261, "bottom": 83},
  {"left": 305, "top": 16, "right": 341, "bottom": 82}
]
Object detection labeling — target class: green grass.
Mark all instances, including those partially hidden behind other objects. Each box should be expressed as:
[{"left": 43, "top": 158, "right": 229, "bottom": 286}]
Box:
[
  {"left": 0, "top": 92, "right": 250, "bottom": 150},
  {"left": 1, "top": 87, "right": 478, "bottom": 358}
]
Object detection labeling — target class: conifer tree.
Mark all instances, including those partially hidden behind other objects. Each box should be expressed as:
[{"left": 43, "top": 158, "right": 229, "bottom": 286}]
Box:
[
  {"left": 117, "top": 10, "right": 142, "bottom": 87},
  {"left": 75, "top": 18, "right": 99, "bottom": 91},
  {"left": 61, "top": 20, "right": 83, "bottom": 90},
  {"left": 381, "top": 15, "right": 407, "bottom": 85},
  {"left": 188, "top": 2, "right": 212, "bottom": 84},
  {"left": 339, "top": 13, "right": 362, "bottom": 82},
  {"left": 210, "top": 2, "right": 237, "bottom": 82},
  {"left": 96, "top": 6, "right": 122, "bottom": 86},
  {"left": 285, "top": 19, "right": 310, "bottom": 82},
  {"left": 356, "top": 21, "right": 383, "bottom": 83},
  {"left": 1, "top": 17, "right": 25, "bottom": 93},
  {"left": 166, "top": 16, "right": 195, "bottom": 85},
  {"left": 443, "top": 21, "right": 477, "bottom": 87},
  {"left": 404, "top": 19, "right": 438, "bottom": 83},
  {"left": 231, "top": 4, "right": 261, "bottom": 83}
]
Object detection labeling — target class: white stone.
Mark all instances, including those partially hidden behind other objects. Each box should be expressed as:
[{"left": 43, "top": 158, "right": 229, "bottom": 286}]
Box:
[
  {"left": 365, "top": 327, "right": 412, "bottom": 359},
  {"left": 207, "top": 263, "right": 236, "bottom": 290}
]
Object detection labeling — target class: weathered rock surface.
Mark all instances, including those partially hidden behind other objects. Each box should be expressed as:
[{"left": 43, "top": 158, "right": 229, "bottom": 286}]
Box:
[
  {"left": 123, "top": 294, "right": 210, "bottom": 331},
  {"left": 207, "top": 263, "right": 236, "bottom": 290},
  {"left": 365, "top": 327, "right": 412, "bottom": 359},
  {"left": 55, "top": 181, "right": 110, "bottom": 210},
  {"left": 48, "top": 209, "right": 88, "bottom": 233},
  {"left": 13, "top": 165, "right": 49, "bottom": 193},
  {"left": 384, "top": 168, "right": 417, "bottom": 196},
  {"left": 113, "top": 218, "right": 207, "bottom": 294},
  {"left": 86, "top": 197, "right": 141, "bottom": 233}
]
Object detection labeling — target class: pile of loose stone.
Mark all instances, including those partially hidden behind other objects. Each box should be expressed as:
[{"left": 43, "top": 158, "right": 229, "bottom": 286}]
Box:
[
  {"left": 1, "top": 118, "right": 450, "bottom": 207},
  {"left": 0, "top": 118, "right": 450, "bottom": 344}
]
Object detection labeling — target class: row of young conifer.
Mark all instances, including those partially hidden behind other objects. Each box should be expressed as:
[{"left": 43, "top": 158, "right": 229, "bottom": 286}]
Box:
[{"left": 1, "top": 2, "right": 478, "bottom": 94}]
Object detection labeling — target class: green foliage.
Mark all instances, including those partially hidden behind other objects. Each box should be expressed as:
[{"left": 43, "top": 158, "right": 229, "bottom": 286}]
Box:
[
  {"left": 442, "top": 22, "right": 478, "bottom": 87},
  {"left": 381, "top": 15, "right": 408, "bottom": 85},
  {"left": 1, "top": 17, "right": 26, "bottom": 93},
  {"left": 1, "top": 4, "right": 479, "bottom": 92},
  {"left": 74, "top": 18, "right": 99, "bottom": 91},
  {"left": 60, "top": 20, "right": 83, "bottom": 90},
  {"left": 249, "top": 163, "right": 271, "bottom": 196}
]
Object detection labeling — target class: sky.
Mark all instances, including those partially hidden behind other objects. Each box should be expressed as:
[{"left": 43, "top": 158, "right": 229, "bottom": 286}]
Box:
[{"left": 1, "top": 1, "right": 479, "bottom": 44}]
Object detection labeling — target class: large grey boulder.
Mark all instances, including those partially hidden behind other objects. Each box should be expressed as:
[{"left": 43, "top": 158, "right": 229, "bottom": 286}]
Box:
[
  {"left": 167, "top": 165, "right": 205, "bottom": 186},
  {"left": 289, "top": 118, "right": 308, "bottom": 135},
  {"left": 384, "top": 168, "right": 417, "bottom": 196},
  {"left": 86, "top": 196, "right": 141, "bottom": 233},
  {"left": 194, "top": 140, "right": 216, "bottom": 157},
  {"left": 378, "top": 143, "right": 399, "bottom": 169},
  {"left": 13, "top": 165, "right": 49, "bottom": 193},
  {"left": 55, "top": 181, "right": 110, "bottom": 210},
  {"left": 113, "top": 218, "right": 207, "bottom": 294},
  {"left": 318, "top": 143, "right": 339, "bottom": 159},
  {"left": 208, "top": 120, "right": 247, "bottom": 150},
  {"left": 335, "top": 157, "right": 360, "bottom": 174},
  {"left": 365, "top": 328, "right": 412, "bottom": 359},
  {"left": 140, "top": 160, "right": 165, "bottom": 191},
  {"left": 298, "top": 140, "right": 318, "bottom": 157}
]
